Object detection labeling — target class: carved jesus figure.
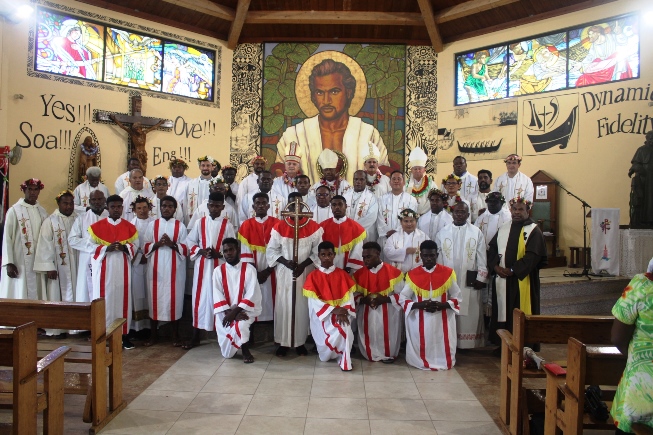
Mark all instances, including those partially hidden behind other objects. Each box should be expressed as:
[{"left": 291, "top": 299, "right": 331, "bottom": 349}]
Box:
[
  {"left": 109, "top": 114, "right": 164, "bottom": 176},
  {"left": 78, "top": 136, "right": 99, "bottom": 181}
]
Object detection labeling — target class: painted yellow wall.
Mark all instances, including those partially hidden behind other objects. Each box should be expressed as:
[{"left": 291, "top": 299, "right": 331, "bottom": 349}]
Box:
[
  {"left": 0, "top": 0, "right": 233, "bottom": 213},
  {"left": 436, "top": 0, "right": 652, "bottom": 253}
]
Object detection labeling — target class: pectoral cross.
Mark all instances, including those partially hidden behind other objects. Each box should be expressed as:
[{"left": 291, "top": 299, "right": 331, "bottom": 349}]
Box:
[
  {"left": 515, "top": 186, "right": 524, "bottom": 197},
  {"left": 96, "top": 95, "right": 173, "bottom": 175},
  {"left": 280, "top": 197, "right": 314, "bottom": 347}
]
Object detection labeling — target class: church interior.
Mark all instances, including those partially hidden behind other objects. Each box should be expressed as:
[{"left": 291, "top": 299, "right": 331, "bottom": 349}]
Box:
[{"left": 0, "top": 0, "right": 652, "bottom": 433}]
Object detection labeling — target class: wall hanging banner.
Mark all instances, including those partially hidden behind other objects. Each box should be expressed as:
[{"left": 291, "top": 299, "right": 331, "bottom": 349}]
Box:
[{"left": 591, "top": 208, "right": 620, "bottom": 275}]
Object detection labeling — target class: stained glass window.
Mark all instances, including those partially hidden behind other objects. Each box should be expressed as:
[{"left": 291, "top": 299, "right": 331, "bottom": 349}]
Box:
[
  {"left": 567, "top": 15, "right": 639, "bottom": 88},
  {"left": 507, "top": 32, "right": 567, "bottom": 97},
  {"left": 35, "top": 9, "right": 104, "bottom": 81},
  {"left": 163, "top": 43, "right": 214, "bottom": 100},
  {"left": 456, "top": 46, "right": 508, "bottom": 105},
  {"left": 104, "top": 27, "right": 163, "bottom": 91}
]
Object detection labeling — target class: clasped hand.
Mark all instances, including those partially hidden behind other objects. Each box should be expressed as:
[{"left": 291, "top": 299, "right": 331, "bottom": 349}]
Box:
[{"left": 222, "top": 307, "right": 249, "bottom": 327}]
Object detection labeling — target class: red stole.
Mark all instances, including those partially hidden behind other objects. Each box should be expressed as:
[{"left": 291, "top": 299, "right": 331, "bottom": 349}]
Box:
[
  {"left": 354, "top": 263, "right": 403, "bottom": 296},
  {"left": 274, "top": 217, "right": 322, "bottom": 239},
  {"left": 238, "top": 216, "right": 280, "bottom": 251},
  {"left": 406, "top": 265, "right": 456, "bottom": 298},
  {"left": 220, "top": 263, "right": 247, "bottom": 305},
  {"left": 303, "top": 268, "right": 356, "bottom": 307},
  {"left": 319, "top": 218, "right": 366, "bottom": 254},
  {"left": 89, "top": 218, "right": 138, "bottom": 246}
]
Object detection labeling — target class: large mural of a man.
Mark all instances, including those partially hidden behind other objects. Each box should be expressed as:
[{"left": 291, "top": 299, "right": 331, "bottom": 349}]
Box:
[
  {"left": 275, "top": 52, "right": 388, "bottom": 182},
  {"left": 262, "top": 45, "right": 405, "bottom": 183}
]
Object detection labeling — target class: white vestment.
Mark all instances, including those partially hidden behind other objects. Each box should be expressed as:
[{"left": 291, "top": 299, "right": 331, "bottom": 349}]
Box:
[
  {"left": 271, "top": 176, "right": 297, "bottom": 200},
  {"left": 475, "top": 209, "right": 512, "bottom": 250},
  {"left": 494, "top": 171, "right": 534, "bottom": 208},
  {"left": 310, "top": 205, "right": 333, "bottom": 224},
  {"left": 400, "top": 265, "right": 462, "bottom": 370},
  {"left": 188, "top": 216, "right": 235, "bottom": 330},
  {"left": 383, "top": 228, "right": 429, "bottom": 273},
  {"left": 469, "top": 191, "right": 492, "bottom": 224},
  {"left": 346, "top": 189, "right": 379, "bottom": 243},
  {"left": 89, "top": 218, "right": 137, "bottom": 335},
  {"left": 239, "top": 216, "right": 278, "bottom": 322},
  {"left": 367, "top": 173, "right": 391, "bottom": 198},
  {"left": 34, "top": 211, "right": 79, "bottom": 306},
  {"left": 405, "top": 176, "right": 437, "bottom": 215},
  {"left": 68, "top": 209, "right": 108, "bottom": 302},
  {"left": 115, "top": 171, "right": 153, "bottom": 196},
  {"left": 307, "top": 266, "right": 356, "bottom": 371},
  {"left": 276, "top": 115, "right": 389, "bottom": 183},
  {"left": 167, "top": 175, "right": 191, "bottom": 205},
  {"left": 120, "top": 187, "right": 149, "bottom": 222},
  {"left": 435, "top": 223, "right": 488, "bottom": 348},
  {"left": 212, "top": 261, "right": 262, "bottom": 358},
  {"left": 143, "top": 218, "right": 188, "bottom": 321},
  {"left": 130, "top": 216, "right": 154, "bottom": 331},
  {"left": 376, "top": 192, "right": 418, "bottom": 242},
  {"left": 235, "top": 172, "right": 260, "bottom": 213},
  {"left": 184, "top": 177, "right": 212, "bottom": 224},
  {"left": 266, "top": 220, "right": 323, "bottom": 347},
  {"left": 0, "top": 199, "right": 49, "bottom": 300},
  {"left": 441, "top": 172, "right": 479, "bottom": 201},
  {"left": 73, "top": 181, "right": 109, "bottom": 213},
  {"left": 354, "top": 263, "right": 404, "bottom": 361},
  {"left": 418, "top": 210, "right": 453, "bottom": 241}
]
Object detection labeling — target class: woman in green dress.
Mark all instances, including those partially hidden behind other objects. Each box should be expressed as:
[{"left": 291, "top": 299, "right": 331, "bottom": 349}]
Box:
[{"left": 610, "top": 259, "right": 653, "bottom": 434}]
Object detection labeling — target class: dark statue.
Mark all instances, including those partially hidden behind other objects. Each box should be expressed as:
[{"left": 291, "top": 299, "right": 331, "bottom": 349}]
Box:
[{"left": 628, "top": 130, "right": 653, "bottom": 228}]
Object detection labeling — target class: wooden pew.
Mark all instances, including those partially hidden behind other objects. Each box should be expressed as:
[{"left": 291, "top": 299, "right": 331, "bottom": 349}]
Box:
[
  {"left": 0, "top": 299, "right": 126, "bottom": 435},
  {"left": 0, "top": 322, "right": 70, "bottom": 435},
  {"left": 544, "top": 337, "right": 627, "bottom": 434},
  {"left": 496, "top": 309, "right": 614, "bottom": 435}
]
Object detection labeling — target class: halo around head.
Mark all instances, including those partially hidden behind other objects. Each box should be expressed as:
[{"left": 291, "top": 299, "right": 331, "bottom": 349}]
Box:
[{"left": 295, "top": 50, "right": 367, "bottom": 118}]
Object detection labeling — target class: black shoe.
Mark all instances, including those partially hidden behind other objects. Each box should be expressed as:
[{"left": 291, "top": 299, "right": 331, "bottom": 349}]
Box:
[{"left": 122, "top": 338, "right": 135, "bottom": 350}]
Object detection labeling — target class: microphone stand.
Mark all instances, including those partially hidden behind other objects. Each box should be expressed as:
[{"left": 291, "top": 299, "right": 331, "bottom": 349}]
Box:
[{"left": 555, "top": 180, "right": 598, "bottom": 279}]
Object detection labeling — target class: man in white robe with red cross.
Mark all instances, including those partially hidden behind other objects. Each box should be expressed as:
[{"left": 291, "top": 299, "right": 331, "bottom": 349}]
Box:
[{"left": 213, "top": 238, "right": 262, "bottom": 363}]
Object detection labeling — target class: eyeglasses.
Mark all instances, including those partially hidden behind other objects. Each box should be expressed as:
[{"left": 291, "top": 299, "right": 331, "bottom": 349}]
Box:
[
  {"left": 444, "top": 182, "right": 459, "bottom": 186},
  {"left": 316, "top": 193, "right": 330, "bottom": 197}
]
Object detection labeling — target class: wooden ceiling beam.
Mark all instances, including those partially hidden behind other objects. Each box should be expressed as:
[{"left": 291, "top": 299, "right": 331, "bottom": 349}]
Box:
[
  {"left": 239, "top": 35, "right": 432, "bottom": 46},
  {"left": 228, "top": 0, "right": 251, "bottom": 49},
  {"left": 416, "top": 0, "right": 444, "bottom": 52},
  {"left": 245, "top": 10, "right": 424, "bottom": 26},
  {"left": 160, "top": 0, "right": 235, "bottom": 21},
  {"left": 443, "top": 0, "right": 616, "bottom": 43},
  {"left": 434, "top": 0, "right": 521, "bottom": 24}
]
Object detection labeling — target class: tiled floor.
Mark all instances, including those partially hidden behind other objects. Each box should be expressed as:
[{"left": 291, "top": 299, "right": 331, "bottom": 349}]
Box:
[{"left": 100, "top": 342, "right": 505, "bottom": 435}]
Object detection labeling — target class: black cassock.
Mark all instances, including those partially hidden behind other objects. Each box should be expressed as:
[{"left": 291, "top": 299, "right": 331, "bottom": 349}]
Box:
[{"left": 487, "top": 218, "right": 547, "bottom": 344}]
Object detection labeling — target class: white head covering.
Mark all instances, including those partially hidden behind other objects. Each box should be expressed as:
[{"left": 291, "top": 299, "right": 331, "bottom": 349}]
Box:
[
  {"left": 363, "top": 141, "right": 381, "bottom": 162},
  {"left": 409, "top": 147, "right": 427, "bottom": 168},
  {"left": 648, "top": 256, "right": 653, "bottom": 273},
  {"left": 318, "top": 149, "right": 339, "bottom": 169},
  {"left": 285, "top": 141, "right": 301, "bottom": 164}
]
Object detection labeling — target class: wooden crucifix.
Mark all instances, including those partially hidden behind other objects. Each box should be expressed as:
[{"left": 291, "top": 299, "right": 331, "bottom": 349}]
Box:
[
  {"left": 96, "top": 95, "right": 173, "bottom": 176},
  {"left": 280, "top": 197, "right": 313, "bottom": 348}
]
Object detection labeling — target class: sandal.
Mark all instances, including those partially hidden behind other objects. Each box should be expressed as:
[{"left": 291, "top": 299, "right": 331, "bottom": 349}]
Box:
[
  {"left": 295, "top": 345, "right": 308, "bottom": 356},
  {"left": 275, "top": 346, "right": 288, "bottom": 357}
]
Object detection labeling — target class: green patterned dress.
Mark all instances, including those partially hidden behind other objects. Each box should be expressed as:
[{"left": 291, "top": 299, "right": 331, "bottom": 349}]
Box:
[{"left": 610, "top": 273, "right": 653, "bottom": 433}]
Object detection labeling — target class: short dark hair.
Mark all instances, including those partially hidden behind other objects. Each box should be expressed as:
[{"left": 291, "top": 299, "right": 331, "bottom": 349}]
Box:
[
  {"left": 127, "top": 157, "right": 140, "bottom": 165},
  {"left": 390, "top": 170, "right": 404, "bottom": 178},
  {"left": 55, "top": 192, "right": 74, "bottom": 204},
  {"left": 288, "top": 192, "right": 303, "bottom": 202},
  {"left": 106, "top": 194, "right": 123, "bottom": 205},
  {"left": 318, "top": 241, "right": 335, "bottom": 252},
  {"left": 420, "top": 240, "right": 438, "bottom": 251},
  {"left": 478, "top": 169, "right": 492, "bottom": 179},
  {"left": 252, "top": 192, "right": 269, "bottom": 202},
  {"left": 309, "top": 59, "right": 356, "bottom": 103},
  {"left": 258, "top": 170, "right": 273, "bottom": 179},
  {"left": 296, "top": 174, "right": 311, "bottom": 183},
  {"left": 315, "top": 185, "right": 330, "bottom": 193},
  {"left": 222, "top": 167, "right": 236, "bottom": 173},
  {"left": 208, "top": 192, "right": 225, "bottom": 203},
  {"left": 160, "top": 195, "right": 177, "bottom": 210},
  {"left": 453, "top": 156, "right": 466, "bottom": 163},
  {"left": 222, "top": 237, "right": 239, "bottom": 249},
  {"left": 331, "top": 195, "right": 346, "bottom": 203},
  {"left": 362, "top": 241, "right": 382, "bottom": 252}
]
